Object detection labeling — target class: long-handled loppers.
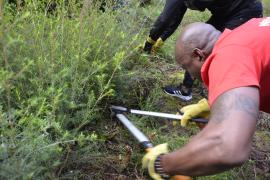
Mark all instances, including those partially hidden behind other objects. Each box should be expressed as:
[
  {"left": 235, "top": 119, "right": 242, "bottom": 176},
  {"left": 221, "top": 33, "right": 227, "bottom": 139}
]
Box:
[
  {"left": 110, "top": 105, "right": 203, "bottom": 180},
  {"left": 110, "top": 105, "right": 208, "bottom": 124}
]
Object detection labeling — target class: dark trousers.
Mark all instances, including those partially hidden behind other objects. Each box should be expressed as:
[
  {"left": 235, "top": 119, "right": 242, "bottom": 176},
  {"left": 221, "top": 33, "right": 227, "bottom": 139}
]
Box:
[
  {"left": 183, "top": 0, "right": 263, "bottom": 89},
  {"left": 149, "top": 0, "right": 187, "bottom": 41}
]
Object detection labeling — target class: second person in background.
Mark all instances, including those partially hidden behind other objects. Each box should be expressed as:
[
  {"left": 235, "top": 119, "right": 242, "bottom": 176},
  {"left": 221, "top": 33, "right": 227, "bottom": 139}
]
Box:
[{"left": 142, "top": 0, "right": 263, "bottom": 101}]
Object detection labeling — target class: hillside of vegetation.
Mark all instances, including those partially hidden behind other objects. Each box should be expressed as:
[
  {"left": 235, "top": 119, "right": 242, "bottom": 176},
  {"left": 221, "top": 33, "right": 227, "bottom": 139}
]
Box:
[{"left": 0, "top": 1, "right": 269, "bottom": 179}]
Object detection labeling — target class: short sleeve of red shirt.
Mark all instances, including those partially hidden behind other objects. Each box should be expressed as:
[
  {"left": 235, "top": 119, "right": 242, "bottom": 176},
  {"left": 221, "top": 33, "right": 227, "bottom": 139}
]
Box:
[{"left": 201, "top": 45, "right": 261, "bottom": 106}]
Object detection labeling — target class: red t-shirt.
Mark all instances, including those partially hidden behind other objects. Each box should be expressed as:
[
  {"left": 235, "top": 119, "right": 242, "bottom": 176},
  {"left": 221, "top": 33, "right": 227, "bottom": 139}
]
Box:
[{"left": 201, "top": 17, "right": 270, "bottom": 113}]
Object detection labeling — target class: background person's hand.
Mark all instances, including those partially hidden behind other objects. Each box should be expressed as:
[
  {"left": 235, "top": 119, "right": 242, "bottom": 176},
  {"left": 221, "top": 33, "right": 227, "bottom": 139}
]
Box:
[
  {"left": 140, "top": 36, "right": 156, "bottom": 53},
  {"left": 152, "top": 37, "right": 164, "bottom": 54}
]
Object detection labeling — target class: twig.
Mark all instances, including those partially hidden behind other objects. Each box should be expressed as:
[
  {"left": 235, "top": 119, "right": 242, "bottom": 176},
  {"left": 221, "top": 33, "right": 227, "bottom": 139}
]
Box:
[
  {"left": 253, "top": 162, "right": 257, "bottom": 179},
  {"left": 0, "top": 0, "right": 3, "bottom": 21},
  {"left": 24, "top": 139, "right": 76, "bottom": 161},
  {"left": 57, "top": 145, "right": 71, "bottom": 176}
]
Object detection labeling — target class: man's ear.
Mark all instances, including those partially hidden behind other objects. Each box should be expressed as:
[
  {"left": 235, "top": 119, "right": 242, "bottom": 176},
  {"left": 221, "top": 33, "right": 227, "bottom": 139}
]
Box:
[{"left": 193, "top": 48, "right": 205, "bottom": 62}]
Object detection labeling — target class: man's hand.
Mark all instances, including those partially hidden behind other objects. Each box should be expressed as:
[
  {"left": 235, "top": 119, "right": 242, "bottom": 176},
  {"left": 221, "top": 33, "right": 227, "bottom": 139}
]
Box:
[
  {"left": 142, "top": 143, "right": 168, "bottom": 180},
  {"left": 152, "top": 38, "right": 164, "bottom": 54},
  {"left": 180, "top": 98, "right": 210, "bottom": 127}
]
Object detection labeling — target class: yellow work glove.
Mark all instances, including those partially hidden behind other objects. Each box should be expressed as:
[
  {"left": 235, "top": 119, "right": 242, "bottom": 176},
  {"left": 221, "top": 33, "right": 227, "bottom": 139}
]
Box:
[
  {"left": 142, "top": 143, "right": 168, "bottom": 180},
  {"left": 147, "top": 36, "right": 156, "bottom": 44},
  {"left": 180, "top": 98, "right": 210, "bottom": 127},
  {"left": 138, "top": 36, "right": 156, "bottom": 53},
  {"left": 152, "top": 37, "right": 164, "bottom": 54}
]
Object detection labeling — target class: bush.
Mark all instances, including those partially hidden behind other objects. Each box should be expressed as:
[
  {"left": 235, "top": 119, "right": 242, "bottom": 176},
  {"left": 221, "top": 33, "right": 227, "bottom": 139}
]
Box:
[{"left": 0, "top": 1, "right": 146, "bottom": 179}]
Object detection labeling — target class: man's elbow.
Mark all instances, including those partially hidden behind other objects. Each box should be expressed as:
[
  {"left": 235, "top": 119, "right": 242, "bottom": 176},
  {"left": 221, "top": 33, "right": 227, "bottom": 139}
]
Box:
[
  {"left": 225, "top": 148, "right": 250, "bottom": 167},
  {"left": 218, "top": 141, "right": 251, "bottom": 167}
]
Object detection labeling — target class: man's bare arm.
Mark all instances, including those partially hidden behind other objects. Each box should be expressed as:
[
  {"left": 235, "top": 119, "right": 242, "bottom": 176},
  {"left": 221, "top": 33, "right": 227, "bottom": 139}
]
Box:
[{"left": 162, "top": 87, "right": 259, "bottom": 176}]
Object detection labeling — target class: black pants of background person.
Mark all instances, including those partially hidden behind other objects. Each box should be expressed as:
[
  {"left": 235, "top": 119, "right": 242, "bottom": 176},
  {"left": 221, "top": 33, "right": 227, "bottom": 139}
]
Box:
[
  {"left": 149, "top": 0, "right": 186, "bottom": 42},
  {"left": 183, "top": 0, "right": 263, "bottom": 90}
]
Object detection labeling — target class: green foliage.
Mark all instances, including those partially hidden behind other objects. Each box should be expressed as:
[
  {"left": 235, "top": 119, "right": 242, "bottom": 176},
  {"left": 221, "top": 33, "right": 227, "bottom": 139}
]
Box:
[
  {"left": 0, "top": 0, "right": 269, "bottom": 179},
  {"left": 0, "top": 1, "right": 144, "bottom": 179},
  {"left": 263, "top": 0, "right": 270, "bottom": 16}
]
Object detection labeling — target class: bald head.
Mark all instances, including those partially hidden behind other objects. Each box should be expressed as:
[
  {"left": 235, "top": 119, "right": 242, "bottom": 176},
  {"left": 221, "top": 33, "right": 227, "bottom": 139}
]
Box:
[
  {"left": 175, "top": 22, "right": 221, "bottom": 80},
  {"left": 176, "top": 22, "right": 221, "bottom": 59}
]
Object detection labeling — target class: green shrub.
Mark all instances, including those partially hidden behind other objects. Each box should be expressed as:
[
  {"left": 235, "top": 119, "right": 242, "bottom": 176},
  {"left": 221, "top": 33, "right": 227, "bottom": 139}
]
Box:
[{"left": 0, "top": 1, "right": 145, "bottom": 179}]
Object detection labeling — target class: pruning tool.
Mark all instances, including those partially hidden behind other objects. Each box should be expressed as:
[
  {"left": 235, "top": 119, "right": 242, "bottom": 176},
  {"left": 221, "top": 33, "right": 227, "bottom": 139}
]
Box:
[
  {"left": 110, "top": 105, "right": 207, "bottom": 180},
  {"left": 110, "top": 105, "right": 208, "bottom": 124}
]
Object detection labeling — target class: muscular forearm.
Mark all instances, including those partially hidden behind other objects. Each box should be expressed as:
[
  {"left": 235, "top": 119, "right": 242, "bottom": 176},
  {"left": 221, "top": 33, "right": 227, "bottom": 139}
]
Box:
[
  {"left": 162, "top": 125, "right": 241, "bottom": 176},
  {"left": 161, "top": 87, "right": 259, "bottom": 176}
]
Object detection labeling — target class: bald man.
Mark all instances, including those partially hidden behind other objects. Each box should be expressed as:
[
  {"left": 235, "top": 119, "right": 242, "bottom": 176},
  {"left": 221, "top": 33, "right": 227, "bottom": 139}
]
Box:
[{"left": 142, "top": 17, "right": 270, "bottom": 179}]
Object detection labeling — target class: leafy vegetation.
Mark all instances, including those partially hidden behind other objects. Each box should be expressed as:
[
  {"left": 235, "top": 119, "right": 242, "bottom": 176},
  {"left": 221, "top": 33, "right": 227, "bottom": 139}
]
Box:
[{"left": 0, "top": 0, "right": 269, "bottom": 179}]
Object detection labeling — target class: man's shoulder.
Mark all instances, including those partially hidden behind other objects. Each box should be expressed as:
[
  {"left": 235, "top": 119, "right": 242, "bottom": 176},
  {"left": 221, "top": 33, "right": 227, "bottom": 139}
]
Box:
[{"left": 214, "top": 18, "right": 269, "bottom": 52}]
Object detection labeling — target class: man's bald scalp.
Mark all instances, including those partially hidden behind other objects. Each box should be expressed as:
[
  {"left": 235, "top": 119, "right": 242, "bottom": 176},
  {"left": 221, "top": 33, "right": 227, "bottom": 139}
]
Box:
[{"left": 176, "top": 22, "right": 221, "bottom": 56}]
